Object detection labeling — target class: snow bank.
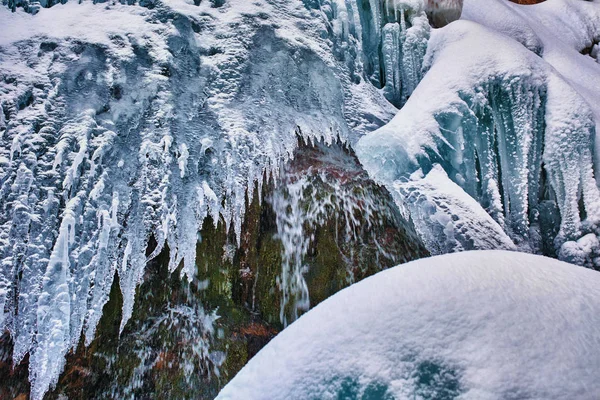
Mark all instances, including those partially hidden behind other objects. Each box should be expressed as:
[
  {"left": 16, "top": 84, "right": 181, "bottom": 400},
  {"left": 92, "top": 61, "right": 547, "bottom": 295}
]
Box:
[{"left": 218, "top": 250, "right": 600, "bottom": 400}]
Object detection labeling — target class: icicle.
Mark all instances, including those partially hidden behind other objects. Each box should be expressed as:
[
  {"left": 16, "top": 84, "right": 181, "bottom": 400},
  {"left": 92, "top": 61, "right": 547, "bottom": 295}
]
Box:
[{"left": 30, "top": 203, "right": 78, "bottom": 400}]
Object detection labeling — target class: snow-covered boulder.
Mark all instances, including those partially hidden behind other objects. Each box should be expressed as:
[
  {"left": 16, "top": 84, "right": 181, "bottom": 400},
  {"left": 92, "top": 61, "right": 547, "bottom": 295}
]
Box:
[{"left": 218, "top": 250, "right": 600, "bottom": 400}]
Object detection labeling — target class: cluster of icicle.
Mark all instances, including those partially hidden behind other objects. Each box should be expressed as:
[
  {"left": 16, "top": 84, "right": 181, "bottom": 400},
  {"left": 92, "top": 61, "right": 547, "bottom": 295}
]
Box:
[
  {"left": 359, "top": 0, "right": 430, "bottom": 107},
  {"left": 357, "top": 15, "right": 600, "bottom": 259}
]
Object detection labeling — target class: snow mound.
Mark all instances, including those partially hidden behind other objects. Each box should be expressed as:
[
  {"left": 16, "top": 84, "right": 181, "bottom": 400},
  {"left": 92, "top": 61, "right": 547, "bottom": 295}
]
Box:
[
  {"left": 217, "top": 250, "right": 600, "bottom": 400},
  {"left": 356, "top": 0, "right": 600, "bottom": 260}
]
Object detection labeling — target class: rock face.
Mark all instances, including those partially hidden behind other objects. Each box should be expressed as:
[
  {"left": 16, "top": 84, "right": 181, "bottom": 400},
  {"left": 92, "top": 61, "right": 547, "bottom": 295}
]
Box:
[
  {"left": 425, "top": 0, "right": 463, "bottom": 28},
  {"left": 0, "top": 139, "right": 428, "bottom": 399}
]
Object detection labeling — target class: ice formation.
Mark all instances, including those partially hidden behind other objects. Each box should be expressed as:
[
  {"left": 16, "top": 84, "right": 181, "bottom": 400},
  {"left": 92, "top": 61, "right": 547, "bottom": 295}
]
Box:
[
  {"left": 0, "top": 0, "right": 431, "bottom": 398},
  {"left": 217, "top": 250, "right": 600, "bottom": 400},
  {"left": 2, "top": 0, "right": 600, "bottom": 397},
  {"left": 357, "top": 0, "right": 600, "bottom": 259}
]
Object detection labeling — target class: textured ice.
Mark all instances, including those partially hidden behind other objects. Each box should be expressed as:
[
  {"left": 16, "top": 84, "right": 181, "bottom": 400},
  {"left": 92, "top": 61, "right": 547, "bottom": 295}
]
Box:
[
  {"left": 357, "top": 0, "right": 600, "bottom": 259},
  {"left": 398, "top": 165, "right": 515, "bottom": 254},
  {"left": 0, "top": 0, "right": 431, "bottom": 398},
  {"left": 217, "top": 250, "right": 600, "bottom": 400}
]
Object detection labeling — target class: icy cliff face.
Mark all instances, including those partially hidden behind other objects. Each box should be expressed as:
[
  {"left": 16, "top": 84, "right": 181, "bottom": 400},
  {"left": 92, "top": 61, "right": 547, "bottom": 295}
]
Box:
[
  {"left": 0, "top": 136, "right": 427, "bottom": 400},
  {"left": 357, "top": 0, "right": 600, "bottom": 261},
  {"left": 0, "top": 0, "right": 431, "bottom": 398}
]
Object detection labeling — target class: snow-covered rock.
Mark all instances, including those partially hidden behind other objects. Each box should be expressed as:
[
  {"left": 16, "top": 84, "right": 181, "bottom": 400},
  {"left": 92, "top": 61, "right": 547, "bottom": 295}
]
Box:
[
  {"left": 397, "top": 165, "right": 515, "bottom": 254},
  {"left": 217, "top": 250, "right": 600, "bottom": 400}
]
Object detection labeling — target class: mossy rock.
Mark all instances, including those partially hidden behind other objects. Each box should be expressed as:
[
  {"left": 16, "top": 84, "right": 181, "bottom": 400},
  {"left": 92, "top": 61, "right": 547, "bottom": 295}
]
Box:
[{"left": 1, "top": 139, "right": 428, "bottom": 399}]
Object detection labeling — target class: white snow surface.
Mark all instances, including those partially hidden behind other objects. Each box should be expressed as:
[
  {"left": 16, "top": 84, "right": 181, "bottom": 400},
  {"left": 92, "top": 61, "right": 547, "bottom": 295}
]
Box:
[
  {"left": 218, "top": 250, "right": 600, "bottom": 400},
  {"left": 398, "top": 165, "right": 515, "bottom": 254},
  {"left": 356, "top": 0, "right": 600, "bottom": 257}
]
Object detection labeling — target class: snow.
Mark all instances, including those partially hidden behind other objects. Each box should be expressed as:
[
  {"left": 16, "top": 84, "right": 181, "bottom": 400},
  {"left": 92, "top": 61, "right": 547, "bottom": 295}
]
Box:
[
  {"left": 356, "top": 0, "right": 600, "bottom": 257},
  {"left": 398, "top": 165, "right": 515, "bottom": 254},
  {"left": 0, "top": 2, "right": 156, "bottom": 47},
  {"left": 463, "top": 0, "right": 600, "bottom": 134},
  {"left": 217, "top": 250, "right": 600, "bottom": 400}
]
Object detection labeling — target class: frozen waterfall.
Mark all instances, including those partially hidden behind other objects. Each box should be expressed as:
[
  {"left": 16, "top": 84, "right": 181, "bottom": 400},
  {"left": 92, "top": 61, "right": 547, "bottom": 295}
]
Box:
[
  {"left": 0, "top": 0, "right": 430, "bottom": 398},
  {"left": 2, "top": 0, "right": 600, "bottom": 398}
]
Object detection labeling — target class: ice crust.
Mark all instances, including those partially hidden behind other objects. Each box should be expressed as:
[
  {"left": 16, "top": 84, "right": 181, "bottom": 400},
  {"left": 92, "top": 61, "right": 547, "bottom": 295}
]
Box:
[
  {"left": 217, "top": 250, "right": 600, "bottom": 400},
  {"left": 398, "top": 165, "right": 515, "bottom": 254},
  {"left": 357, "top": 0, "right": 600, "bottom": 258},
  {"left": 0, "top": 0, "right": 430, "bottom": 397}
]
